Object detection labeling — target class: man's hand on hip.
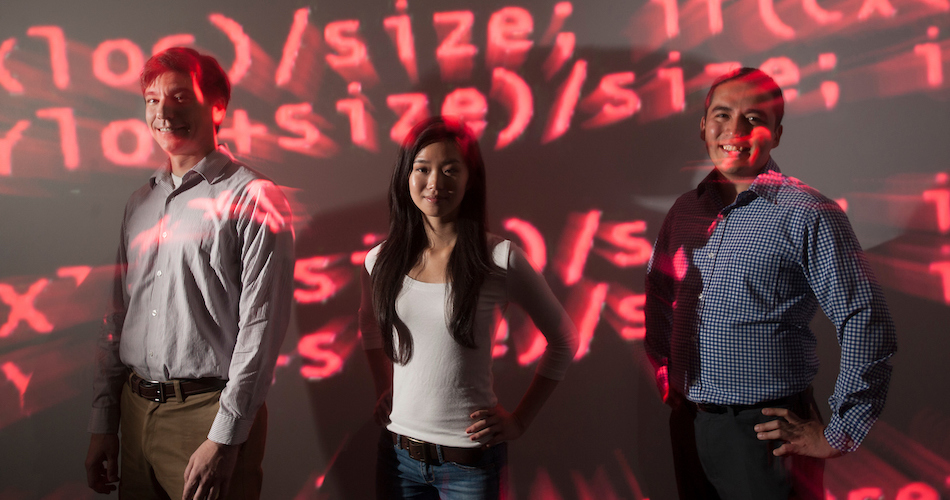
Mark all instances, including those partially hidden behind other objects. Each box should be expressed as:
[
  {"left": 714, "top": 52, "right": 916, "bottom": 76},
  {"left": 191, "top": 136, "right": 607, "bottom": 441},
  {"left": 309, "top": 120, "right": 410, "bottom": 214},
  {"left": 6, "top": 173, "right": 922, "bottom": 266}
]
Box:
[
  {"left": 85, "top": 433, "right": 120, "bottom": 494},
  {"left": 755, "top": 407, "right": 843, "bottom": 458},
  {"left": 182, "top": 439, "right": 239, "bottom": 500}
]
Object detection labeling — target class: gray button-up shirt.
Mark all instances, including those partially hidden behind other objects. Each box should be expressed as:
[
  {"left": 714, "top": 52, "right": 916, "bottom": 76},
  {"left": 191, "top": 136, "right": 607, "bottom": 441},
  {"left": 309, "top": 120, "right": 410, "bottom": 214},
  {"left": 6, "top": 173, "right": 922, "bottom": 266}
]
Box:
[{"left": 90, "top": 149, "right": 294, "bottom": 445}]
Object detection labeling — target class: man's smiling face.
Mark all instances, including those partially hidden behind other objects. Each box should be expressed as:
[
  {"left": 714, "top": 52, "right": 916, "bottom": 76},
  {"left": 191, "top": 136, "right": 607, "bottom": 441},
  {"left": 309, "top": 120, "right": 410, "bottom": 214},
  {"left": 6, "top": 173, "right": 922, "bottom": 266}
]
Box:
[
  {"left": 144, "top": 71, "right": 223, "bottom": 161},
  {"left": 700, "top": 78, "right": 783, "bottom": 182}
]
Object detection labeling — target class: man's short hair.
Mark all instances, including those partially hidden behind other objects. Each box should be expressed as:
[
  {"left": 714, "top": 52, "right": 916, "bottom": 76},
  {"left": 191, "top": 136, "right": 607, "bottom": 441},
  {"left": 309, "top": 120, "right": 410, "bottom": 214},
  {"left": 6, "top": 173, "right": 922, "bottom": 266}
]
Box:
[
  {"left": 704, "top": 67, "right": 784, "bottom": 127},
  {"left": 140, "top": 47, "right": 231, "bottom": 109}
]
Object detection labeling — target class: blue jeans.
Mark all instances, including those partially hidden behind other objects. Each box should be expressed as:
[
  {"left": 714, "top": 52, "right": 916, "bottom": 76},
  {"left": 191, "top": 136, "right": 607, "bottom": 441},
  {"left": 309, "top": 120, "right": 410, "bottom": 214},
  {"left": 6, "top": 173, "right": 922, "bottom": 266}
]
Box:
[{"left": 376, "top": 430, "right": 508, "bottom": 499}]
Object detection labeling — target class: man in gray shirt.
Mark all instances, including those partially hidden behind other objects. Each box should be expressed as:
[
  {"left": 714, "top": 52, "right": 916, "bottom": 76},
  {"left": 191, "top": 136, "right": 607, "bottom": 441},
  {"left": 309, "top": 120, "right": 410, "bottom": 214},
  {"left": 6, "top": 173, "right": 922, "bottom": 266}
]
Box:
[{"left": 84, "top": 47, "right": 294, "bottom": 500}]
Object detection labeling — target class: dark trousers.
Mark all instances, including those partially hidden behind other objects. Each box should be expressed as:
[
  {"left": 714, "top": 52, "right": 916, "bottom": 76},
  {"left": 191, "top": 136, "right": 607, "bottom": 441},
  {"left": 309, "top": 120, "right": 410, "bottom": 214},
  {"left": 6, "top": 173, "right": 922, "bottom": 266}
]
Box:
[{"left": 669, "top": 390, "right": 824, "bottom": 500}]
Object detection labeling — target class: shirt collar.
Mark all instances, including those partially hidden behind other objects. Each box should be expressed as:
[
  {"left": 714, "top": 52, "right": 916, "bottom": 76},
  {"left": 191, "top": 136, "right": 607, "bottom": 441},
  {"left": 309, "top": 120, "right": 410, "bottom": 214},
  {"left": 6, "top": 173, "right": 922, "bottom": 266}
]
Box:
[
  {"left": 696, "top": 157, "right": 783, "bottom": 203},
  {"left": 149, "top": 147, "right": 233, "bottom": 188}
]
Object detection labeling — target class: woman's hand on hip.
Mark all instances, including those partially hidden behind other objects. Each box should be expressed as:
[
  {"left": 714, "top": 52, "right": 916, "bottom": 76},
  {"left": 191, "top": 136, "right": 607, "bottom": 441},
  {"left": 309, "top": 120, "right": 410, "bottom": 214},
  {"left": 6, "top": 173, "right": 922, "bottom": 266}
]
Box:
[{"left": 466, "top": 404, "right": 525, "bottom": 447}]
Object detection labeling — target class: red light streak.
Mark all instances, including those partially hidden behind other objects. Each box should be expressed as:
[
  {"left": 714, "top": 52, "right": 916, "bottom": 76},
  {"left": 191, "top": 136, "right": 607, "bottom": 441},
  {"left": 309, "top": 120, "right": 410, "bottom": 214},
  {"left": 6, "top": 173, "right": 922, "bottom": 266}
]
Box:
[
  {"left": 554, "top": 210, "right": 600, "bottom": 286},
  {"left": 929, "top": 261, "right": 950, "bottom": 303},
  {"left": 820, "top": 81, "right": 840, "bottom": 109},
  {"left": 130, "top": 215, "right": 173, "bottom": 257},
  {"left": 760, "top": 57, "right": 800, "bottom": 101},
  {"left": 486, "top": 7, "right": 534, "bottom": 71},
  {"left": 571, "top": 466, "right": 623, "bottom": 500},
  {"left": 857, "top": 0, "right": 897, "bottom": 19},
  {"left": 441, "top": 88, "right": 487, "bottom": 139},
  {"left": 0, "top": 38, "right": 24, "bottom": 94},
  {"left": 705, "top": 62, "right": 742, "bottom": 78},
  {"left": 387, "top": 93, "right": 429, "bottom": 145},
  {"left": 651, "top": 0, "right": 680, "bottom": 39},
  {"left": 929, "top": 26, "right": 940, "bottom": 39},
  {"left": 298, "top": 317, "right": 356, "bottom": 380},
  {"left": 605, "top": 288, "right": 646, "bottom": 341},
  {"left": 490, "top": 67, "right": 533, "bottom": 150},
  {"left": 36, "top": 107, "right": 79, "bottom": 170},
  {"left": 835, "top": 197, "right": 848, "bottom": 213},
  {"left": 208, "top": 13, "right": 252, "bottom": 85},
  {"left": 101, "top": 119, "right": 153, "bottom": 166},
  {"left": 294, "top": 257, "right": 353, "bottom": 304},
  {"left": 491, "top": 308, "right": 509, "bottom": 358},
  {"left": 758, "top": 0, "right": 795, "bottom": 39},
  {"left": 246, "top": 179, "right": 292, "bottom": 234},
  {"left": 56, "top": 266, "right": 92, "bottom": 287},
  {"left": 324, "top": 20, "right": 379, "bottom": 86},
  {"left": 188, "top": 190, "right": 236, "bottom": 222},
  {"left": 804, "top": 0, "right": 843, "bottom": 24},
  {"left": 819, "top": 53, "right": 838, "bottom": 70},
  {"left": 276, "top": 8, "right": 311, "bottom": 87},
  {"left": 0, "top": 279, "right": 53, "bottom": 337},
  {"left": 0, "top": 120, "right": 31, "bottom": 176},
  {"left": 92, "top": 39, "right": 144, "bottom": 88},
  {"left": 657, "top": 67, "right": 685, "bottom": 113},
  {"left": 151, "top": 34, "right": 195, "bottom": 55},
  {"left": 923, "top": 189, "right": 950, "bottom": 232},
  {"left": 503, "top": 218, "right": 547, "bottom": 272},
  {"left": 298, "top": 329, "right": 344, "bottom": 380},
  {"left": 433, "top": 11, "right": 478, "bottom": 81},
  {"left": 593, "top": 221, "right": 652, "bottom": 267},
  {"left": 26, "top": 26, "right": 69, "bottom": 89},
  {"left": 914, "top": 43, "right": 944, "bottom": 88},
  {"left": 540, "top": 2, "right": 573, "bottom": 45},
  {"left": 542, "top": 60, "right": 587, "bottom": 144},
  {"left": 568, "top": 280, "right": 609, "bottom": 360},
  {"left": 219, "top": 109, "right": 268, "bottom": 155},
  {"left": 384, "top": 14, "right": 419, "bottom": 83},
  {"left": 1, "top": 362, "right": 31, "bottom": 409},
  {"left": 543, "top": 32, "right": 575, "bottom": 81},
  {"left": 337, "top": 83, "right": 378, "bottom": 152},
  {"left": 848, "top": 487, "right": 884, "bottom": 499},
  {"left": 707, "top": 0, "right": 724, "bottom": 34},
  {"left": 896, "top": 483, "right": 939, "bottom": 500},
  {"left": 673, "top": 246, "right": 688, "bottom": 282},
  {"left": 276, "top": 103, "right": 336, "bottom": 157},
  {"left": 580, "top": 72, "right": 641, "bottom": 129},
  {"left": 515, "top": 323, "right": 546, "bottom": 366}
]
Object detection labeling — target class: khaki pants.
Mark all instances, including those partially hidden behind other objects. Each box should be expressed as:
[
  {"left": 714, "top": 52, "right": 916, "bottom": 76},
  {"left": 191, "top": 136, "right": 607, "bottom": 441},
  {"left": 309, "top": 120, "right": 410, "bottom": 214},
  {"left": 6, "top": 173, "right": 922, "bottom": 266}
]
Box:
[{"left": 118, "top": 381, "right": 267, "bottom": 500}]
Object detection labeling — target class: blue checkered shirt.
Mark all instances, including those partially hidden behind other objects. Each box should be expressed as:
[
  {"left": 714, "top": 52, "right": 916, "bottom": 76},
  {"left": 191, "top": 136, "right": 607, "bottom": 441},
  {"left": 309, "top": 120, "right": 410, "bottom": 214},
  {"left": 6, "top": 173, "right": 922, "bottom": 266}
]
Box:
[{"left": 645, "top": 159, "right": 896, "bottom": 452}]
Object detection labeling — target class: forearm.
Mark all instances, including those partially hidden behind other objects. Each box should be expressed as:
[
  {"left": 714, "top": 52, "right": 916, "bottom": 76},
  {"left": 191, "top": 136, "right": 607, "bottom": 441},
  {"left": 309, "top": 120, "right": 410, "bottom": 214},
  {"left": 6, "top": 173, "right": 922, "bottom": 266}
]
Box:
[{"left": 512, "top": 373, "right": 560, "bottom": 431}]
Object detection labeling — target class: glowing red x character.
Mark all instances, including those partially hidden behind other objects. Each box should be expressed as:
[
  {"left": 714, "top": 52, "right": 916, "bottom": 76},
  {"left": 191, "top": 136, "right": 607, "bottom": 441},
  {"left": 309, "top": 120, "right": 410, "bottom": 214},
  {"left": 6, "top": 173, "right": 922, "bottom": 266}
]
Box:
[
  {"left": 0, "top": 279, "right": 53, "bottom": 337},
  {"left": 247, "top": 180, "right": 290, "bottom": 234},
  {"left": 188, "top": 190, "right": 235, "bottom": 221}
]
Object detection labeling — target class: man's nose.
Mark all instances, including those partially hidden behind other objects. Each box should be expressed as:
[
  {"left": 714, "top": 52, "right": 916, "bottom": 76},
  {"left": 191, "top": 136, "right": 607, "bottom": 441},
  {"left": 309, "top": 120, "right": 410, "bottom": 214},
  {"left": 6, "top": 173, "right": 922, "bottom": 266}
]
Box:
[
  {"left": 156, "top": 99, "right": 174, "bottom": 120},
  {"left": 729, "top": 117, "right": 752, "bottom": 136}
]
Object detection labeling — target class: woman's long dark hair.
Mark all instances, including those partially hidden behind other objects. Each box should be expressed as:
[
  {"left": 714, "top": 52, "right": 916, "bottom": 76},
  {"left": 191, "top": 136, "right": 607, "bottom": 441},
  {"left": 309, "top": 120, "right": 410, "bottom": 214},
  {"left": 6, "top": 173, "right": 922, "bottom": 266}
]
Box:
[{"left": 372, "top": 116, "right": 493, "bottom": 364}]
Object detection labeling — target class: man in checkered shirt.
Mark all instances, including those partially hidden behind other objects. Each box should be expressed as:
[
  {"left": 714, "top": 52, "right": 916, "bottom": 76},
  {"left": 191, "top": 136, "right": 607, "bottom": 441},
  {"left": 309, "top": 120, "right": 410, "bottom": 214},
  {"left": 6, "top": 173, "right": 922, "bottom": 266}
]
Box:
[{"left": 645, "top": 68, "right": 896, "bottom": 499}]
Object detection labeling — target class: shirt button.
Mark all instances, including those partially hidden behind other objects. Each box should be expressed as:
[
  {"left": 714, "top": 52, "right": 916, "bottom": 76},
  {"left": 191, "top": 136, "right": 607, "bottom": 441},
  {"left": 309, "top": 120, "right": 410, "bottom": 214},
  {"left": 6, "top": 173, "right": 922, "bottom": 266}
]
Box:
[
  {"left": 156, "top": 270, "right": 162, "bottom": 277},
  {"left": 698, "top": 293, "right": 704, "bottom": 300},
  {"left": 148, "top": 351, "right": 154, "bottom": 358},
  {"left": 161, "top": 232, "right": 167, "bottom": 238},
  {"left": 707, "top": 252, "right": 714, "bottom": 259},
  {"left": 151, "top": 310, "right": 157, "bottom": 316}
]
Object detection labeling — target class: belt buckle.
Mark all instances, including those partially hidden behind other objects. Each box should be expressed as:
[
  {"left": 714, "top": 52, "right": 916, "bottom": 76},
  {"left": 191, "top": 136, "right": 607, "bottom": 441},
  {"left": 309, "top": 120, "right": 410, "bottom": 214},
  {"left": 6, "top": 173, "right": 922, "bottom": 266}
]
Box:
[
  {"left": 139, "top": 379, "right": 167, "bottom": 403},
  {"left": 406, "top": 437, "right": 433, "bottom": 464}
]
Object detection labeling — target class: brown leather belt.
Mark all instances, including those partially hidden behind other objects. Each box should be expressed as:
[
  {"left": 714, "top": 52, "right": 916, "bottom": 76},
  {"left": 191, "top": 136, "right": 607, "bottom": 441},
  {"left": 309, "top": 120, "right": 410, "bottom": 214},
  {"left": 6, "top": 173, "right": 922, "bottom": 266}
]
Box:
[
  {"left": 129, "top": 373, "right": 226, "bottom": 403},
  {"left": 389, "top": 430, "right": 485, "bottom": 466}
]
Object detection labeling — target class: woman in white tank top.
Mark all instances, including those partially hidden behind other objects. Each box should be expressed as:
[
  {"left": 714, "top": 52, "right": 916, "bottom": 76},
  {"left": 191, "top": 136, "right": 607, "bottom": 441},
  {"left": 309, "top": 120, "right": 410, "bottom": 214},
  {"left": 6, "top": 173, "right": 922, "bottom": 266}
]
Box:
[{"left": 359, "top": 116, "right": 578, "bottom": 499}]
